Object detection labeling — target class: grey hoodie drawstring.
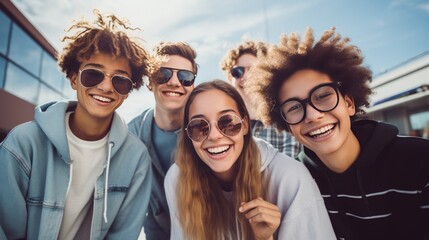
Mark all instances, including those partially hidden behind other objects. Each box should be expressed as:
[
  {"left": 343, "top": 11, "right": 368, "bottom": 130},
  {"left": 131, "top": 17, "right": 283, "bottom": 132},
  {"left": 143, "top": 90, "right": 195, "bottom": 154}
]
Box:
[{"left": 103, "top": 142, "right": 114, "bottom": 223}]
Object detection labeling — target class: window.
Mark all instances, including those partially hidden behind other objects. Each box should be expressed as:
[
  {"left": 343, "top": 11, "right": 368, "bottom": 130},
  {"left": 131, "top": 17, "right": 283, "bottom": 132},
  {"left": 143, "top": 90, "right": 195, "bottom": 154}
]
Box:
[
  {"left": 41, "top": 52, "right": 64, "bottom": 91},
  {"left": 9, "top": 24, "right": 42, "bottom": 77},
  {"left": 62, "top": 80, "right": 76, "bottom": 100},
  {"left": 0, "top": 56, "right": 6, "bottom": 88},
  {"left": 0, "top": 10, "right": 11, "bottom": 55},
  {"left": 410, "top": 110, "right": 429, "bottom": 139},
  {"left": 4, "top": 63, "right": 40, "bottom": 103},
  {"left": 37, "top": 83, "right": 64, "bottom": 105}
]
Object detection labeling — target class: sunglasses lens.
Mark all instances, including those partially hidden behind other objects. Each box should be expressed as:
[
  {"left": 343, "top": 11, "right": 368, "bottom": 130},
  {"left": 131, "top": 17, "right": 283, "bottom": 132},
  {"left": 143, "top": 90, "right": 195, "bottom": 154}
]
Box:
[
  {"left": 186, "top": 118, "right": 210, "bottom": 142},
  {"left": 80, "top": 69, "right": 104, "bottom": 87},
  {"left": 217, "top": 114, "right": 242, "bottom": 137},
  {"left": 177, "top": 70, "right": 195, "bottom": 86},
  {"left": 112, "top": 76, "right": 133, "bottom": 95},
  {"left": 157, "top": 68, "right": 173, "bottom": 84},
  {"left": 231, "top": 67, "right": 245, "bottom": 79}
]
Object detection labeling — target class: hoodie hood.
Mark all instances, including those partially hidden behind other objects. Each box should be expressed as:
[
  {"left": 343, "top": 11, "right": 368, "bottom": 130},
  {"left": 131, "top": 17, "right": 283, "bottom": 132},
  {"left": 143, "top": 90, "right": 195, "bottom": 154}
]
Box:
[
  {"left": 299, "top": 119, "right": 398, "bottom": 173},
  {"left": 254, "top": 137, "right": 279, "bottom": 172},
  {"left": 34, "top": 100, "right": 129, "bottom": 164},
  {"left": 35, "top": 100, "right": 130, "bottom": 223},
  {"left": 35, "top": 101, "right": 74, "bottom": 163},
  {"left": 351, "top": 119, "right": 398, "bottom": 167}
]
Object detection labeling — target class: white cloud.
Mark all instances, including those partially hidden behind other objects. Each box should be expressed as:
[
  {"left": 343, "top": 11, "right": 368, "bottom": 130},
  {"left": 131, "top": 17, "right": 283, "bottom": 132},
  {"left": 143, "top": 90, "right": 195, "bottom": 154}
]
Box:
[
  {"left": 419, "top": 3, "right": 429, "bottom": 12},
  {"left": 388, "top": 0, "right": 410, "bottom": 8},
  {"left": 8, "top": 0, "right": 327, "bottom": 120}
]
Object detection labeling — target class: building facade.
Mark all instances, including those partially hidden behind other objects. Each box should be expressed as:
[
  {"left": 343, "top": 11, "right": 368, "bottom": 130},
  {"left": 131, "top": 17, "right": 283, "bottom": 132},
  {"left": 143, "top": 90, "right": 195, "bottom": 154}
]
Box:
[
  {"left": 0, "top": 0, "right": 73, "bottom": 139},
  {"left": 366, "top": 51, "right": 429, "bottom": 139}
]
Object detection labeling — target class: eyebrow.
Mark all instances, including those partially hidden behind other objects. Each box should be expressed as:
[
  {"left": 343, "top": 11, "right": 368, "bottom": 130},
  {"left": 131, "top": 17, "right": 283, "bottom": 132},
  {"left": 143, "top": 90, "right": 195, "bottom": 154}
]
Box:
[
  {"left": 190, "top": 109, "right": 237, "bottom": 120},
  {"left": 82, "top": 63, "right": 131, "bottom": 76}
]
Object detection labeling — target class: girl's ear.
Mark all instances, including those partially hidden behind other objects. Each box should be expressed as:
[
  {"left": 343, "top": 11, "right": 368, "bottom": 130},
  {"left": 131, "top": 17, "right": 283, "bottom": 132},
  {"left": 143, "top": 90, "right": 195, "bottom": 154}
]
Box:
[
  {"left": 242, "top": 116, "right": 249, "bottom": 135},
  {"left": 344, "top": 95, "right": 356, "bottom": 116}
]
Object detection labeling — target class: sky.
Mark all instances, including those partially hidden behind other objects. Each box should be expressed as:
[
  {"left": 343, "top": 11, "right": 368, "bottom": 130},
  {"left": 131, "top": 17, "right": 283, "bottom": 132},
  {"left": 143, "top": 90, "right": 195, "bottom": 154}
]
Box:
[{"left": 11, "top": 0, "right": 429, "bottom": 123}]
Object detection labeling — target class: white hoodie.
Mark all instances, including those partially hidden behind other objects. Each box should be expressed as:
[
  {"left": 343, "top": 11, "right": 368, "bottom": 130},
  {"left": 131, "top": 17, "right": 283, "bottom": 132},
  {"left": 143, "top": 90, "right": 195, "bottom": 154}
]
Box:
[{"left": 164, "top": 137, "right": 336, "bottom": 239}]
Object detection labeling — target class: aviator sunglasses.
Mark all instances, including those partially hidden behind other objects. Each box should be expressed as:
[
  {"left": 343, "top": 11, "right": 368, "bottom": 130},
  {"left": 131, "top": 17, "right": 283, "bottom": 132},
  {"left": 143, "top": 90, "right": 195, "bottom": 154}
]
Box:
[
  {"left": 79, "top": 68, "right": 134, "bottom": 95},
  {"left": 155, "top": 67, "right": 196, "bottom": 86},
  {"left": 185, "top": 113, "right": 244, "bottom": 142}
]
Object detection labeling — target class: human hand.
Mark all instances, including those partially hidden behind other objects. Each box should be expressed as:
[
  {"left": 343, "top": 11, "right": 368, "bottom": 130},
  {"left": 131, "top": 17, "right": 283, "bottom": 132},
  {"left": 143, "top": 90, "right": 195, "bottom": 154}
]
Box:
[{"left": 238, "top": 197, "right": 281, "bottom": 240}]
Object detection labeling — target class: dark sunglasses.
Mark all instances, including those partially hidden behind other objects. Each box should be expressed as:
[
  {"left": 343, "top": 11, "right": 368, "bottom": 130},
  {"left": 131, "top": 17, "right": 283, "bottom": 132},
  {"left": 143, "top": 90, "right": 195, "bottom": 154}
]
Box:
[
  {"left": 155, "top": 67, "right": 196, "bottom": 86},
  {"left": 185, "top": 114, "right": 244, "bottom": 142},
  {"left": 230, "top": 66, "right": 248, "bottom": 79},
  {"left": 79, "top": 68, "right": 134, "bottom": 95}
]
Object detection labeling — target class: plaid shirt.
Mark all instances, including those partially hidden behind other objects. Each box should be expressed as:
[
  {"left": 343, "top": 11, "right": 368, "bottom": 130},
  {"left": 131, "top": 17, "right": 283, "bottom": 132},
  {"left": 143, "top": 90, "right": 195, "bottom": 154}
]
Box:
[{"left": 251, "top": 120, "right": 301, "bottom": 158}]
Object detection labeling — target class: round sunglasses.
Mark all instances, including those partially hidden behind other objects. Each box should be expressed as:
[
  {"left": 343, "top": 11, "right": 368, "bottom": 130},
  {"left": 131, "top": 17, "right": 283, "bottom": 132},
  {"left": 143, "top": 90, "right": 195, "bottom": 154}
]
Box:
[
  {"left": 230, "top": 66, "right": 252, "bottom": 79},
  {"left": 79, "top": 68, "right": 134, "bottom": 95},
  {"left": 185, "top": 113, "right": 244, "bottom": 142},
  {"left": 155, "top": 67, "right": 196, "bottom": 86}
]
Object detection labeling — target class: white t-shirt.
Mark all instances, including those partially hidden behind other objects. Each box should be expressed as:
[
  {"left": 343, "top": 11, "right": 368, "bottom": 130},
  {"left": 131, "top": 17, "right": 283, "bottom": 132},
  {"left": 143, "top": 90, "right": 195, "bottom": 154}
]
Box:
[{"left": 58, "top": 112, "right": 107, "bottom": 240}]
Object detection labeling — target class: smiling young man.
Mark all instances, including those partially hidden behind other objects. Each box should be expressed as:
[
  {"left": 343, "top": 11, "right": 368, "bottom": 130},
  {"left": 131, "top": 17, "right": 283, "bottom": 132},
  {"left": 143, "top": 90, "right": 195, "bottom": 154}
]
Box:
[
  {"left": 128, "top": 42, "right": 198, "bottom": 240},
  {"left": 220, "top": 40, "right": 301, "bottom": 158},
  {"left": 246, "top": 27, "right": 429, "bottom": 239},
  {"left": 0, "top": 11, "right": 152, "bottom": 239}
]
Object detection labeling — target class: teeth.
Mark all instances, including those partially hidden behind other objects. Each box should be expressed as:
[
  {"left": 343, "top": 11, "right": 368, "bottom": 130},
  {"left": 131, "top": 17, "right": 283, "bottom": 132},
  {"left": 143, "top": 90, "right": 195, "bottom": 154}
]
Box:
[
  {"left": 93, "top": 95, "right": 112, "bottom": 102},
  {"left": 207, "top": 146, "right": 230, "bottom": 154},
  {"left": 165, "top": 92, "right": 181, "bottom": 96},
  {"left": 309, "top": 124, "right": 334, "bottom": 137}
]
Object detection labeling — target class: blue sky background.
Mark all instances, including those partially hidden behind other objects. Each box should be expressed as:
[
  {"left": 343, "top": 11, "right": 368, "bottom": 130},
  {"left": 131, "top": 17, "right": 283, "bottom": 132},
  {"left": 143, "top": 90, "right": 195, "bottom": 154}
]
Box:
[{"left": 11, "top": 0, "right": 429, "bottom": 122}]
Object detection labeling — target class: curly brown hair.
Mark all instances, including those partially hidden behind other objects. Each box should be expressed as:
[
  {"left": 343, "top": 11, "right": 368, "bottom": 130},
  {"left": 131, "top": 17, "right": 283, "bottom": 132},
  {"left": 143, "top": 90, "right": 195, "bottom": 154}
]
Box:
[
  {"left": 148, "top": 41, "right": 198, "bottom": 87},
  {"left": 58, "top": 9, "right": 149, "bottom": 89},
  {"left": 245, "top": 27, "right": 373, "bottom": 131},
  {"left": 220, "top": 40, "right": 268, "bottom": 74}
]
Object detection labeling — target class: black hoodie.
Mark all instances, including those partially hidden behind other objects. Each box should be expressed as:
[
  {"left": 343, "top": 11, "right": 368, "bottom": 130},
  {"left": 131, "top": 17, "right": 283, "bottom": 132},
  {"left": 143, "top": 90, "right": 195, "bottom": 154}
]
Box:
[{"left": 298, "top": 120, "right": 429, "bottom": 240}]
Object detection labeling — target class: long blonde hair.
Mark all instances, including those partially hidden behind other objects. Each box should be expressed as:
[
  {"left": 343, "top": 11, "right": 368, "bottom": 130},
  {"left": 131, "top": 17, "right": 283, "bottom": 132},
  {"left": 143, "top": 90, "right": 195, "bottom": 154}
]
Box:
[{"left": 176, "top": 80, "right": 264, "bottom": 240}]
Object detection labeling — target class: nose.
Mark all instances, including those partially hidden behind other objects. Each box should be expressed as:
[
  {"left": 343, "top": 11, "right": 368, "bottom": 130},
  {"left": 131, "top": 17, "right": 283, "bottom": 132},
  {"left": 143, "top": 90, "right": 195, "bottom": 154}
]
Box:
[
  {"left": 238, "top": 77, "right": 246, "bottom": 88},
  {"left": 97, "top": 75, "right": 115, "bottom": 93},
  {"left": 303, "top": 103, "right": 324, "bottom": 123},
  {"left": 167, "top": 71, "right": 181, "bottom": 86},
  {"left": 97, "top": 74, "right": 114, "bottom": 92},
  {"left": 206, "top": 122, "right": 223, "bottom": 141}
]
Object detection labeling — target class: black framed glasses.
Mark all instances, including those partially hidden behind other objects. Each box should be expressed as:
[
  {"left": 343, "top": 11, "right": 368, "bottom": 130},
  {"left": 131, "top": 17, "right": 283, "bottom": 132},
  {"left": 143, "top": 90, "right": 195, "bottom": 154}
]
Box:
[
  {"left": 279, "top": 82, "right": 341, "bottom": 125},
  {"left": 231, "top": 66, "right": 246, "bottom": 79},
  {"left": 155, "top": 67, "right": 196, "bottom": 86},
  {"left": 185, "top": 114, "right": 244, "bottom": 142},
  {"left": 79, "top": 68, "right": 134, "bottom": 95}
]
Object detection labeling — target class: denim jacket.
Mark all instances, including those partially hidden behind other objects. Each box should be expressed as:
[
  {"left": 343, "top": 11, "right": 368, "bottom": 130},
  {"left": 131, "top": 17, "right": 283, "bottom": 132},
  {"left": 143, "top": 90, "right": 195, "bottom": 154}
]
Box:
[
  {"left": 0, "top": 101, "right": 152, "bottom": 239},
  {"left": 128, "top": 108, "right": 174, "bottom": 240}
]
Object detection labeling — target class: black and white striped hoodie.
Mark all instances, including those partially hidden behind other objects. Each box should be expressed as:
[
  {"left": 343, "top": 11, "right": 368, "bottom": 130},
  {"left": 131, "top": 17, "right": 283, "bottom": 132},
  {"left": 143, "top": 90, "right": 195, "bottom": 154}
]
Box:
[{"left": 299, "top": 119, "right": 429, "bottom": 240}]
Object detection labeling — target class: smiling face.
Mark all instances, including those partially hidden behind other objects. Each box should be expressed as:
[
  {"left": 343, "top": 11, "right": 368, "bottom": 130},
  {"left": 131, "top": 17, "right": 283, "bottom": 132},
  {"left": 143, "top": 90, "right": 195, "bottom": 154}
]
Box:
[
  {"left": 150, "top": 55, "right": 195, "bottom": 114},
  {"left": 278, "top": 69, "right": 356, "bottom": 159},
  {"left": 70, "top": 52, "right": 130, "bottom": 122},
  {"left": 188, "top": 89, "right": 248, "bottom": 183}
]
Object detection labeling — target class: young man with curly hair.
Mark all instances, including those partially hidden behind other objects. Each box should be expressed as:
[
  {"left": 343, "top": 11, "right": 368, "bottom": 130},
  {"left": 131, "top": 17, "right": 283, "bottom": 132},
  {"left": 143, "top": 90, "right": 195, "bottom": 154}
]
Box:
[
  {"left": 246, "top": 27, "right": 429, "bottom": 239},
  {"left": 0, "top": 11, "right": 152, "bottom": 239},
  {"left": 128, "top": 41, "right": 198, "bottom": 240},
  {"left": 220, "top": 40, "right": 301, "bottom": 158}
]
